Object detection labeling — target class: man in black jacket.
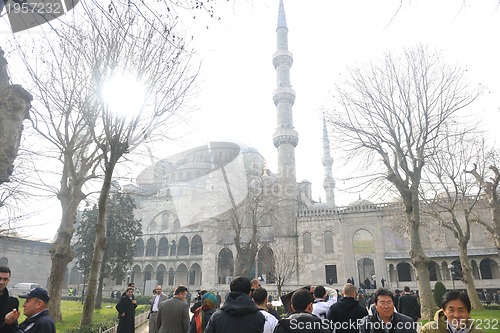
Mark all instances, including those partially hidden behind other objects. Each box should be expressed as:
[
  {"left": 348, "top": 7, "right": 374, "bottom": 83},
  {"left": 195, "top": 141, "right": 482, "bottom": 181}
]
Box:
[
  {"left": 204, "top": 276, "right": 265, "bottom": 333},
  {"left": 274, "top": 288, "right": 330, "bottom": 333},
  {"left": 0, "top": 267, "right": 18, "bottom": 327},
  {"left": 359, "top": 288, "right": 417, "bottom": 333},
  {"left": 398, "top": 287, "right": 420, "bottom": 322},
  {"left": 326, "top": 283, "right": 368, "bottom": 333}
]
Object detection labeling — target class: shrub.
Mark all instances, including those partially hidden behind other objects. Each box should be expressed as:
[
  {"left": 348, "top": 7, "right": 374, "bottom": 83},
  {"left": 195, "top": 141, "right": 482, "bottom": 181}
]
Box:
[
  {"left": 433, "top": 281, "right": 447, "bottom": 307},
  {"left": 65, "top": 319, "right": 117, "bottom": 333}
]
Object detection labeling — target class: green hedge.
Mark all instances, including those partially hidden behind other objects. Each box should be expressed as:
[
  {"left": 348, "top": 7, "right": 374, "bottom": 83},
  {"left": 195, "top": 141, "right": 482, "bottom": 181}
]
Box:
[
  {"left": 433, "top": 281, "right": 447, "bottom": 307},
  {"left": 65, "top": 319, "right": 117, "bottom": 333}
]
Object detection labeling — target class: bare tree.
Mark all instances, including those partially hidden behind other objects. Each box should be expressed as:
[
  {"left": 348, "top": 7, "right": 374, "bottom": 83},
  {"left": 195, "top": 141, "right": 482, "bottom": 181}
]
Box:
[
  {"left": 210, "top": 155, "right": 282, "bottom": 277},
  {"left": 13, "top": 33, "right": 105, "bottom": 320},
  {"left": 465, "top": 158, "right": 500, "bottom": 251},
  {"left": 421, "top": 130, "right": 486, "bottom": 309},
  {"left": 328, "top": 46, "right": 479, "bottom": 319},
  {"left": 10, "top": 1, "right": 196, "bottom": 323},
  {"left": 261, "top": 241, "right": 304, "bottom": 296},
  {"left": 74, "top": 5, "right": 196, "bottom": 325}
]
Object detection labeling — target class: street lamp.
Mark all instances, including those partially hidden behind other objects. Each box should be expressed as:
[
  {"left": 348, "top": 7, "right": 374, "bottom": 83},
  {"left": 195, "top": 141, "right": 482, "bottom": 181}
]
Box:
[{"left": 448, "top": 264, "right": 456, "bottom": 290}]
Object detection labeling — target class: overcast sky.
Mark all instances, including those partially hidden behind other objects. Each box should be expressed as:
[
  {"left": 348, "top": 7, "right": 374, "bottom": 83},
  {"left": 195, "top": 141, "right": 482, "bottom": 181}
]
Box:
[{"left": 2, "top": 0, "right": 500, "bottom": 240}]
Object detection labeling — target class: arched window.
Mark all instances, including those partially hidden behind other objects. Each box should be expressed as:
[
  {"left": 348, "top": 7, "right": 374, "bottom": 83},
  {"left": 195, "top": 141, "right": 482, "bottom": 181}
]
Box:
[
  {"left": 258, "top": 246, "right": 275, "bottom": 283},
  {"left": 144, "top": 265, "right": 154, "bottom": 281},
  {"left": 156, "top": 265, "right": 166, "bottom": 285},
  {"left": 324, "top": 231, "right": 334, "bottom": 253},
  {"left": 170, "top": 241, "right": 177, "bottom": 256},
  {"left": 397, "top": 262, "right": 413, "bottom": 282},
  {"left": 178, "top": 236, "right": 190, "bottom": 256},
  {"left": 134, "top": 239, "right": 144, "bottom": 257},
  {"left": 428, "top": 261, "right": 441, "bottom": 281},
  {"left": 303, "top": 232, "right": 312, "bottom": 254},
  {"left": 158, "top": 238, "right": 169, "bottom": 257},
  {"left": 145, "top": 238, "right": 156, "bottom": 257},
  {"left": 480, "top": 258, "right": 498, "bottom": 279},
  {"left": 191, "top": 235, "right": 203, "bottom": 255},
  {"left": 168, "top": 268, "right": 175, "bottom": 285},
  {"left": 353, "top": 229, "right": 375, "bottom": 255},
  {"left": 218, "top": 248, "right": 234, "bottom": 284}
]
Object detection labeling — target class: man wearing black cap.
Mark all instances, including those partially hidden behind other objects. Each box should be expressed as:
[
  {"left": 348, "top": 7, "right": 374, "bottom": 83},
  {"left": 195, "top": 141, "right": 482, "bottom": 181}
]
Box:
[{"left": 1, "top": 287, "right": 55, "bottom": 333}]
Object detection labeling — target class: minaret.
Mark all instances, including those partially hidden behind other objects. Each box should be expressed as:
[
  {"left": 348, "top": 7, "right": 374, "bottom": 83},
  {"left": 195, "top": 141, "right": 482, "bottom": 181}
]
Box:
[
  {"left": 322, "top": 115, "right": 336, "bottom": 207},
  {"left": 273, "top": 0, "right": 298, "bottom": 203}
]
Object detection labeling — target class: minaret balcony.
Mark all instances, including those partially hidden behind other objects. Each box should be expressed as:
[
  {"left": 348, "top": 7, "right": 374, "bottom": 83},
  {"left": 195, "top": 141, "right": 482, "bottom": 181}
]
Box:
[
  {"left": 272, "top": 50, "right": 293, "bottom": 68},
  {"left": 273, "top": 128, "right": 299, "bottom": 147},
  {"left": 273, "top": 87, "right": 296, "bottom": 105}
]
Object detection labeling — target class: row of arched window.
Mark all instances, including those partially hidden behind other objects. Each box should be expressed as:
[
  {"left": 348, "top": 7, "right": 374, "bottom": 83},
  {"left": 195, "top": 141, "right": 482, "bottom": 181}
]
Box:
[
  {"left": 135, "top": 235, "right": 203, "bottom": 257},
  {"left": 302, "top": 231, "right": 335, "bottom": 254},
  {"left": 390, "top": 258, "right": 499, "bottom": 282}
]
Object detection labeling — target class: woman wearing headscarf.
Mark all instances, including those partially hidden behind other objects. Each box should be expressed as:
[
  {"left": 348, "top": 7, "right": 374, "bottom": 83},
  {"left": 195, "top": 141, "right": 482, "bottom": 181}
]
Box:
[{"left": 188, "top": 292, "right": 218, "bottom": 333}]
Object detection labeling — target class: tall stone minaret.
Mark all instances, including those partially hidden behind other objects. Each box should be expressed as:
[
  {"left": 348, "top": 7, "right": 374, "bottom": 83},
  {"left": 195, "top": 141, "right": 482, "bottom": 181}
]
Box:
[
  {"left": 273, "top": 0, "right": 298, "bottom": 204},
  {"left": 322, "top": 115, "right": 336, "bottom": 207}
]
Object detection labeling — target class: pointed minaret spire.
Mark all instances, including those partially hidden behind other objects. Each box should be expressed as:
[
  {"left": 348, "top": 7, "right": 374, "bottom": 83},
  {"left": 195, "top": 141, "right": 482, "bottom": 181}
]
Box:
[
  {"left": 273, "top": 0, "right": 298, "bottom": 196},
  {"left": 277, "top": 0, "right": 287, "bottom": 28},
  {"left": 322, "top": 115, "right": 336, "bottom": 207}
]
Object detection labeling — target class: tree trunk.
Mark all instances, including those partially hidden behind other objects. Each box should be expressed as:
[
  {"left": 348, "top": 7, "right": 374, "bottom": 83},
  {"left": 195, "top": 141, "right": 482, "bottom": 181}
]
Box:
[
  {"left": 407, "top": 193, "right": 436, "bottom": 320},
  {"left": 96, "top": 269, "right": 104, "bottom": 309},
  {"left": 0, "top": 48, "right": 32, "bottom": 185},
  {"left": 95, "top": 253, "right": 107, "bottom": 309},
  {"left": 47, "top": 194, "right": 81, "bottom": 321},
  {"left": 491, "top": 204, "right": 500, "bottom": 251},
  {"left": 458, "top": 240, "right": 483, "bottom": 309},
  {"left": 80, "top": 162, "right": 115, "bottom": 326}
]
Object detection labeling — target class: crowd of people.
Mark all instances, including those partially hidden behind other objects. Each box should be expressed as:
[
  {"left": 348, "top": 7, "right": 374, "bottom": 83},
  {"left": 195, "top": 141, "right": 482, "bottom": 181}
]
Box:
[
  {"left": 144, "top": 276, "right": 491, "bottom": 333},
  {"left": 0, "top": 263, "right": 489, "bottom": 333}
]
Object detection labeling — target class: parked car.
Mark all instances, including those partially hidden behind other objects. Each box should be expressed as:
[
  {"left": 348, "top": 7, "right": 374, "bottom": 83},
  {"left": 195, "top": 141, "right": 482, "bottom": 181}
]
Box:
[{"left": 10, "top": 283, "right": 41, "bottom": 296}]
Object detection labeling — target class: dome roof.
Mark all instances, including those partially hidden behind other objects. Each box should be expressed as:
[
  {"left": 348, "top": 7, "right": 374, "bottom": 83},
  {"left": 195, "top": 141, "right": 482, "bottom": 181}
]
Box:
[
  {"left": 309, "top": 202, "right": 333, "bottom": 210},
  {"left": 348, "top": 198, "right": 374, "bottom": 207}
]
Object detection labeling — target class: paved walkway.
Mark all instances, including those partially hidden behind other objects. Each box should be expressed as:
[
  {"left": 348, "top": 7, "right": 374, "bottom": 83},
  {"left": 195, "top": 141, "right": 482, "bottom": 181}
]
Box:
[{"left": 136, "top": 322, "right": 148, "bottom": 333}]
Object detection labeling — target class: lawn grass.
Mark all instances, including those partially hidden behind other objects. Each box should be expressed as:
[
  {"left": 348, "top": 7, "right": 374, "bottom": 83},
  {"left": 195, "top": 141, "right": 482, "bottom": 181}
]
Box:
[
  {"left": 470, "top": 309, "right": 500, "bottom": 333},
  {"left": 17, "top": 299, "right": 148, "bottom": 332}
]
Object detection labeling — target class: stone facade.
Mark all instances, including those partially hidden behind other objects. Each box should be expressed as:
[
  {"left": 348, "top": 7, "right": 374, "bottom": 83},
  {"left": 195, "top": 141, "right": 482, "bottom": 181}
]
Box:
[
  {"left": 0, "top": 236, "right": 52, "bottom": 288},
  {"left": 119, "top": 0, "right": 500, "bottom": 297}
]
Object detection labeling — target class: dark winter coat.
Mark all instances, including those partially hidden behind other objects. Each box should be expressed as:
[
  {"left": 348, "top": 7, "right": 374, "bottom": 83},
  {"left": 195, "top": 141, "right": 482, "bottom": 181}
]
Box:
[
  {"left": 358, "top": 309, "right": 417, "bottom": 333},
  {"left": 116, "top": 295, "right": 137, "bottom": 333},
  {"left": 274, "top": 312, "right": 330, "bottom": 333},
  {"left": 0, "top": 288, "right": 19, "bottom": 326},
  {"left": 204, "top": 292, "right": 265, "bottom": 333},
  {"left": 326, "top": 296, "right": 368, "bottom": 333},
  {"left": 397, "top": 294, "right": 420, "bottom": 321},
  {"left": 0, "top": 309, "right": 55, "bottom": 333}
]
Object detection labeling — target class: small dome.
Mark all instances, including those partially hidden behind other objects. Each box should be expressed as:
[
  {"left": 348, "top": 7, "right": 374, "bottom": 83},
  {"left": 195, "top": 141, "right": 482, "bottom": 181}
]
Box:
[
  {"left": 309, "top": 202, "right": 333, "bottom": 210},
  {"left": 348, "top": 198, "right": 374, "bottom": 207}
]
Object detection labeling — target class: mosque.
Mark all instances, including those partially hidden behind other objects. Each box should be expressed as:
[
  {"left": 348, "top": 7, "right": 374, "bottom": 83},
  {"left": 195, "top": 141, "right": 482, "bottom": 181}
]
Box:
[{"left": 63, "top": 0, "right": 499, "bottom": 295}]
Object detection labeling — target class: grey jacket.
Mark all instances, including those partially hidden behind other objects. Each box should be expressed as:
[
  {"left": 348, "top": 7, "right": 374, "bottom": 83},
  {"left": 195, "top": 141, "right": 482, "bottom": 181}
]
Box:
[{"left": 156, "top": 297, "right": 189, "bottom": 333}]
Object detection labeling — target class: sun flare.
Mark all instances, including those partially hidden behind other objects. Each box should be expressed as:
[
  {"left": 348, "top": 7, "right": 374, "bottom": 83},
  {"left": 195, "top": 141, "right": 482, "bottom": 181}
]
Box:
[{"left": 101, "top": 72, "right": 146, "bottom": 118}]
